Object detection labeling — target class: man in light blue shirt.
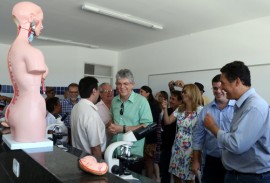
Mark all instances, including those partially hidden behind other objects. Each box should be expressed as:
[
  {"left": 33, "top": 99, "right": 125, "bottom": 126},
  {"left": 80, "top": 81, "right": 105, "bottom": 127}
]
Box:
[
  {"left": 204, "top": 61, "right": 270, "bottom": 183},
  {"left": 192, "top": 74, "right": 235, "bottom": 183}
]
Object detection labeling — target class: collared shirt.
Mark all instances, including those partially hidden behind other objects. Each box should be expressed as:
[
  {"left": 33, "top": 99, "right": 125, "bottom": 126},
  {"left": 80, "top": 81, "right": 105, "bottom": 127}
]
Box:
[
  {"left": 193, "top": 99, "right": 235, "bottom": 157},
  {"left": 46, "top": 113, "right": 68, "bottom": 143},
  {"left": 96, "top": 100, "right": 113, "bottom": 146},
  {"left": 96, "top": 100, "right": 112, "bottom": 125},
  {"left": 60, "top": 98, "right": 79, "bottom": 128},
  {"left": 46, "top": 112, "right": 57, "bottom": 130},
  {"left": 111, "top": 91, "right": 153, "bottom": 156},
  {"left": 217, "top": 88, "right": 270, "bottom": 173},
  {"left": 71, "top": 99, "right": 106, "bottom": 154},
  {"left": 203, "top": 95, "right": 211, "bottom": 105}
]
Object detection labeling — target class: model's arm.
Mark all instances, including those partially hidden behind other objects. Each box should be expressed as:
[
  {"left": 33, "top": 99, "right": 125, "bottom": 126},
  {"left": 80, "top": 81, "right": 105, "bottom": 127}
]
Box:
[
  {"left": 91, "top": 145, "right": 102, "bottom": 160},
  {"left": 24, "top": 48, "right": 47, "bottom": 74},
  {"left": 43, "top": 64, "right": 49, "bottom": 78}
]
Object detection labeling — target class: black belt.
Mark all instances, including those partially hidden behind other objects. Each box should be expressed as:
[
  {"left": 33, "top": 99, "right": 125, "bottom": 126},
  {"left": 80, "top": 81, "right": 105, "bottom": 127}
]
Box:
[{"left": 228, "top": 170, "right": 270, "bottom": 176}]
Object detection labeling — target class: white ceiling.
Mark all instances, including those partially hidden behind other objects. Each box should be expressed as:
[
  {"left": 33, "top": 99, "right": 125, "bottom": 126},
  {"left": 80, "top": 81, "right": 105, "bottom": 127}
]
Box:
[{"left": 1, "top": 0, "right": 270, "bottom": 51}]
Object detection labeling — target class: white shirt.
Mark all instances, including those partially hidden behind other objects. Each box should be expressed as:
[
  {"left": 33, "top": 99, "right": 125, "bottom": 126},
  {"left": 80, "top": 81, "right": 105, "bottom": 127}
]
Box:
[
  {"left": 96, "top": 99, "right": 113, "bottom": 146},
  {"left": 96, "top": 100, "right": 112, "bottom": 125},
  {"left": 45, "top": 113, "right": 68, "bottom": 143},
  {"left": 71, "top": 99, "right": 106, "bottom": 154},
  {"left": 46, "top": 112, "right": 57, "bottom": 130}
]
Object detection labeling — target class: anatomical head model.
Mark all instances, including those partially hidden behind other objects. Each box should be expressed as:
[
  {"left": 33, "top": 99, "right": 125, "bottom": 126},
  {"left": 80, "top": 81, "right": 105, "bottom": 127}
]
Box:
[
  {"left": 12, "top": 1, "right": 44, "bottom": 42},
  {"left": 5, "top": 1, "right": 48, "bottom": 142}
]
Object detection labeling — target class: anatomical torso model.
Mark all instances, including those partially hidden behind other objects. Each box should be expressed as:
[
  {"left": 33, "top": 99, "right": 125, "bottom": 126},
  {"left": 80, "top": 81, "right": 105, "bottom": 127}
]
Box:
[{"left": 6, "top": 1, "right": 48, "bottom": 142}]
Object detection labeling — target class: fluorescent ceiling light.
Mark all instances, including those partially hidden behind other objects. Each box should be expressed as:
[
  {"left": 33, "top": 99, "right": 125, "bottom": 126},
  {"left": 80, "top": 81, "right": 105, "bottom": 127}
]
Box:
[
  {"left": 37, "top": 36, "right": 99, "bottom": 49},
  {"left": 81, "top": 3, "right": 163, "bottom": 30}
]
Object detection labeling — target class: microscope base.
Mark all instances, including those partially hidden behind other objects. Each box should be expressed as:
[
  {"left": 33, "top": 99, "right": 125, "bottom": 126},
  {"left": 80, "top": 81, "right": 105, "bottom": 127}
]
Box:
[{"left": 120, "top": 174, "right": 139, "bottom": 181}]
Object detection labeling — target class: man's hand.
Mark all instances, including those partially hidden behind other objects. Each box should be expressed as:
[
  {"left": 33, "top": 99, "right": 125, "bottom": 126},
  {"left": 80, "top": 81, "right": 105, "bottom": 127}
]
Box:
[
  {"left": 90, "top": 145, "right": 102, "bottom": 160},
  {"left": 174, "top": 80, "right": 185, "bottom": 88},
  {"left": 192, "top": 150, "right": 201, "bottom": 175},
  {"left": 2, "top": 127, "right": 11, "bottom": 134},
  {"left": 204, "top": 112, "right": 219, "bottom": 137},
  {"left": 192, "top": 159, "right": 201, "bottom": 175},
  {"left": 0, "top": 117, "right": 9, "bottom": 128},
  {"left": 168, "top": 80, "right": 175, "bottom": 88},
  {"left": 107, "top": 122, "right": 121, "bottom": 135},
  {"left": 105, "top": 120, "right": 113, "bottom": 128},
  {"left": 161, "top": 99, "right": 168, "bottom": 110}
]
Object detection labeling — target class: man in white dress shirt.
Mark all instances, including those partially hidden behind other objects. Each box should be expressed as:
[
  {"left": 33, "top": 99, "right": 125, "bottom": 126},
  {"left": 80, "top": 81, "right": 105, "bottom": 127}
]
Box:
[{"left": 71, "top": 77, "right": 106, "bottom": 159}]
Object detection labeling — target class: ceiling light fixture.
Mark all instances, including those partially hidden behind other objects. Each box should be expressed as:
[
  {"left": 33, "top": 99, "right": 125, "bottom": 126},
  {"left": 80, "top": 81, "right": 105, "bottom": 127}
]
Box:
[
  {"left": 81, "top": 3, "right": 163, "bottom": 30},
  {"left": 37, "top": 36, "right": 99, "bottom": 49}
]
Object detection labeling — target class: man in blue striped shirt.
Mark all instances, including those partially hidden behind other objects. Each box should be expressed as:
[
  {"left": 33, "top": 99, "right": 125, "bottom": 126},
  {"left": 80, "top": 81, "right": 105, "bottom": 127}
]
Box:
[
  {"left": 192, "top": 74, "right": 235, "bottom": 183},
  {"left": 60, "top": 83, "right": 80, "bottom": 145},
  {"left": 204, "top": 61, "right": 270, "bottom": 183}
]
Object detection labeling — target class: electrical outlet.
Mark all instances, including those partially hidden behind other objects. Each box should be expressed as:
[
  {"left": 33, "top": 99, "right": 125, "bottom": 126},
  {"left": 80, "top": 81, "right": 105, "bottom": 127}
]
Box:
[{"left": 12, "top": 158, "right": 20, "bottom": 177}]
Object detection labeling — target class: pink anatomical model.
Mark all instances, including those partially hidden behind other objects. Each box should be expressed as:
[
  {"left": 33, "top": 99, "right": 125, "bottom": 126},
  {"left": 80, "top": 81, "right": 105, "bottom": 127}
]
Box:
[{"left": 5, "top": 1, "right": 48, "bottom": 142}]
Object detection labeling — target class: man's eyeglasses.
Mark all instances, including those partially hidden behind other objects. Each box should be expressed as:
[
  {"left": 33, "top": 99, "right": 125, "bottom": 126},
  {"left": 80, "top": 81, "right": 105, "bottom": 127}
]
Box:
[
  {"left": 120, "top": 103, "right": 124, "bottom": 115},
  {"left": 102, "top": 89, "right": 113, "bottom": 93},
  {"left": 116, "top": 82, "right": 131, "bottom": 87}
]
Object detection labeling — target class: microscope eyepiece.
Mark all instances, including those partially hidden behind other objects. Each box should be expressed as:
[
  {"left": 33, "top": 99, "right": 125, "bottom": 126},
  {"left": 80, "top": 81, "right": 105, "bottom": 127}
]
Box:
[{"left": 133, "top": 123, "right": 157, "bottom": 141}]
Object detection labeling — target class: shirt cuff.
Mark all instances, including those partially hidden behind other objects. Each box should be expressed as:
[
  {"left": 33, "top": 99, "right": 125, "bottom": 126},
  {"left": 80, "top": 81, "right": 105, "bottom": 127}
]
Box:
[
  {"left": 192, "top": 144, "right": 203, "bottom": 151},
  {"left": 217, "top": 129, "right": 225, "bottom": 149}
]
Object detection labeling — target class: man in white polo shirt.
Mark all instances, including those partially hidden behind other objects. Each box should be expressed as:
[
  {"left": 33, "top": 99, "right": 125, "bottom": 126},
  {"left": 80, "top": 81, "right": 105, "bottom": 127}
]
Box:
[{"left": 71, "top": 76, "right": 106, "bottom": 159}]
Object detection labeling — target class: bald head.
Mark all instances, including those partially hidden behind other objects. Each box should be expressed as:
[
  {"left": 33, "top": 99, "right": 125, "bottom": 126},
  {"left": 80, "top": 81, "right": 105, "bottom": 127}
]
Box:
[{"left": 12, "top": 1, "right": 43, "bottom": 29}]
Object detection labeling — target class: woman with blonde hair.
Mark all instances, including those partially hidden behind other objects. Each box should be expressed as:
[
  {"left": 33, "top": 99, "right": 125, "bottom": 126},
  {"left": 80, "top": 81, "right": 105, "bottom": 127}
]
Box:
[{"left": 162, "top": 84, "right": 203, "bottom": 183}]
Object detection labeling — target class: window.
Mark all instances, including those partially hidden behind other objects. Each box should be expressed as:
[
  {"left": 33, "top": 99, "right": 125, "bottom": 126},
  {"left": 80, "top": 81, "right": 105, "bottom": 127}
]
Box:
[{"left": 84, "top": 63, "right": 113, "bottom": 84}]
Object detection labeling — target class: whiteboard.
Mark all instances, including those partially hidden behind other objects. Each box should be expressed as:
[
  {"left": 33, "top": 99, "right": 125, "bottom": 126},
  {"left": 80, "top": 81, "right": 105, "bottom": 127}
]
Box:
[{"left": 148, "top": 63, "right": 270, "bottom": 104}]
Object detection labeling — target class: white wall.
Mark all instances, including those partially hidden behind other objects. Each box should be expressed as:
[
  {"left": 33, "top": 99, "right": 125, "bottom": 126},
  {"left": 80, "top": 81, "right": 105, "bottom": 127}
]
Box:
[
  {"left": 2, "top": 15, "right": 270, "bottom": 102},
  {"left": 0, "top": 44, "right": 118, "bottom": 87},
  {"left": 119, "top": 15, "right": 270, "bottom": 103},
  {"left": 0, "top": 44, "right": 10, "bottom": 85}
]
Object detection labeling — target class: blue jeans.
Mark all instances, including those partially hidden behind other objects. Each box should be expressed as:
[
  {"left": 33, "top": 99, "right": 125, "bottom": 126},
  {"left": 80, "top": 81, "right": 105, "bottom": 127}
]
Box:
[{"left": 225, "top": 171, "right": 270, "bottom": 183}]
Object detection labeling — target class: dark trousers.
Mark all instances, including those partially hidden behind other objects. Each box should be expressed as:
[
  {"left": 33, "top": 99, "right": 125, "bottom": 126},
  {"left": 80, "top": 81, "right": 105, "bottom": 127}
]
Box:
[
  {"left": 160, "top": 149, "right": 172, "bottom": 183},
  {"left": 225, "top": 170, "right": 270, "bottom": 183},
  {"left": 203, "top": 155, "right": 226, "bottom": 183}
]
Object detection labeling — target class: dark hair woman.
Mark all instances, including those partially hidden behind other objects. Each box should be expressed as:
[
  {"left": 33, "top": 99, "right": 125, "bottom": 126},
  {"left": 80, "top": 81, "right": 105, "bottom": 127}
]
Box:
[{"left": 140, "top": 85, "right": 162, "bottom": 182}]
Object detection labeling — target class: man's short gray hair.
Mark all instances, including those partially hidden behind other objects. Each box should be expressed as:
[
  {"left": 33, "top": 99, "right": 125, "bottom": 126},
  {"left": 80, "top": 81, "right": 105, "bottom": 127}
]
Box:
[
  {"left": 115, "top": 69, "right": 134, "bottom": 83},
  {"left": 99, "top": 82, "right": 110, "bottom": 92}
]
